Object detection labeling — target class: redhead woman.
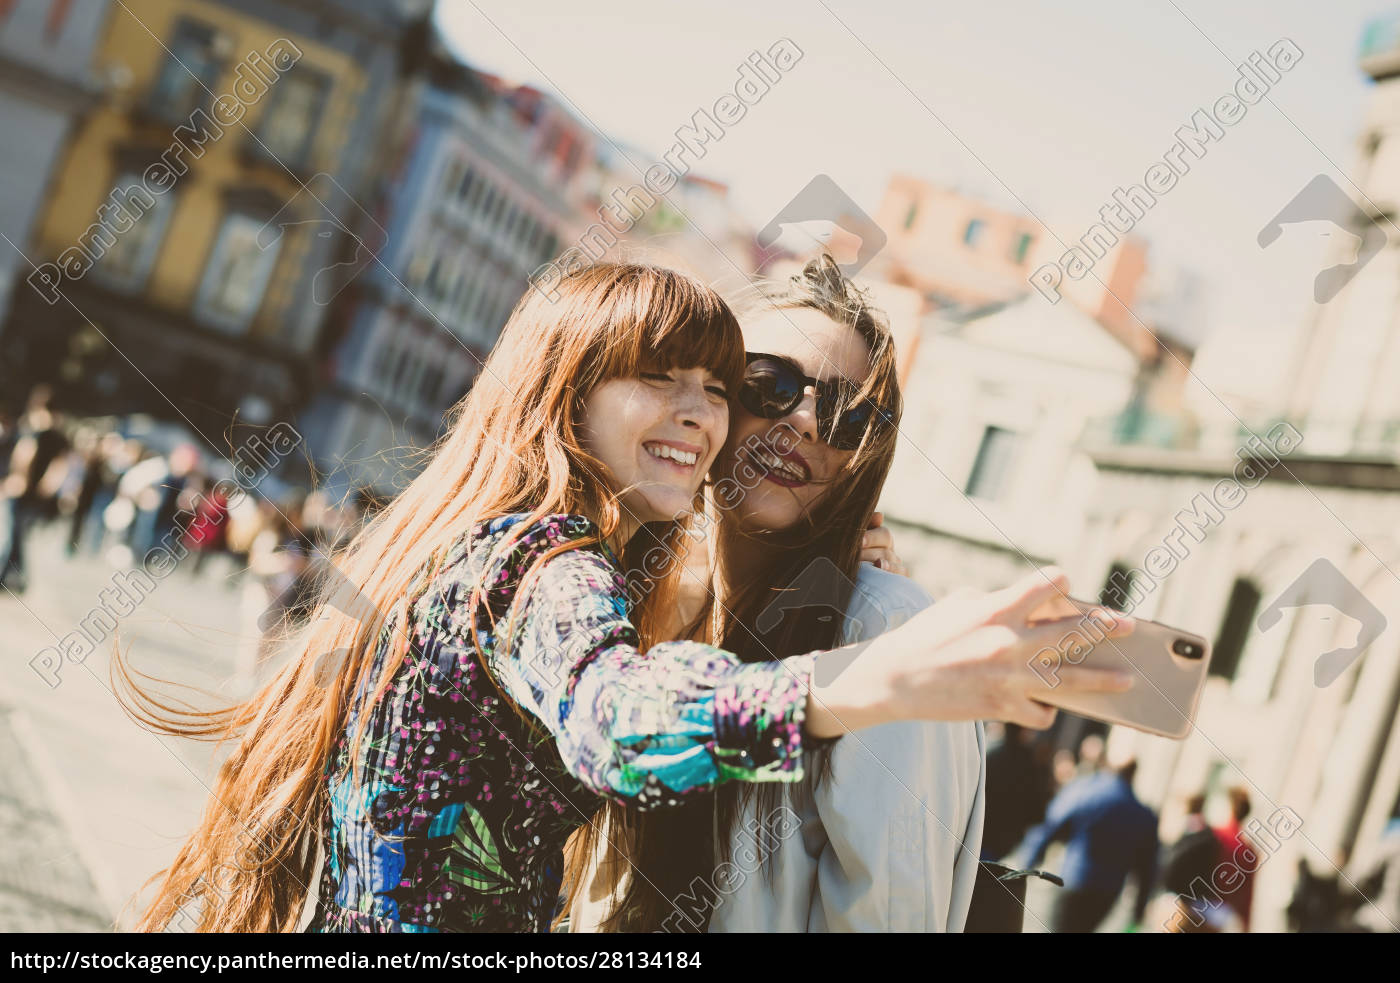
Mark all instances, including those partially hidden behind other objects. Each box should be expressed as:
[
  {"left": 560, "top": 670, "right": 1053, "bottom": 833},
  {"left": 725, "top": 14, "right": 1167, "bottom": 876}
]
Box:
[{"left": 123, "top": 263, "right": 1133, "bottom": 933}]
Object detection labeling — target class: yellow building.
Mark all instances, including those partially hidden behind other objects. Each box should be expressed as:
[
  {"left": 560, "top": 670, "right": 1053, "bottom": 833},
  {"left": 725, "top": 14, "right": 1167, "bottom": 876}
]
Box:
[{"left": 5, "top": 0, "right": 425, "bottom": 441}]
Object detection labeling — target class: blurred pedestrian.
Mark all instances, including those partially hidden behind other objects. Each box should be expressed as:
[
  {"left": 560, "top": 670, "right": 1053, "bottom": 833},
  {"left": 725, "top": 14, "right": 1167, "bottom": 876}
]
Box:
[
  {"left": 118, "top": 448, "right": 169, "bottom": 561},
  {"left": 182, "top": 476, "right": 230, "bottom": 576},
  {"left": 222, "top": 483, "right": 263, "bottom": 576},
  {"left": 1021, "top": 754, "right": 1160, "bottom": 933},
  {"left": 1052, "top": 748, "right": 1077, "bottom": 789},
  {"left": 1159, "top": 793, "right": 1229, "bottom": 933},
  {"left": 0, "top": 410, "right": 17, "bottom": 475},
  {"left": 982, "top": 723, "right": 1053, "bottom": 861},
  {"left": 1, "top": 387, "right": 70, "bottom": 592},
  {"left": 1212, "top": 786, "right": 1255, "bottom": 930},
  {"left": 1075, "top": 733, "right": 1105, "bottom": 777},
  {"left": 146, "top": 444, "right": 200, "bottom": 558},
  {"left": 1286, "top": 857, "right": 1360, "bottom": 932},
  {"left": 79, "top": 431, "right": 128, "bottom": 557},
  {"left": 64, "top": 428, "right": 111, "bottom": 556},
  {"left": 1353, "top": 819, "right": 1400, "bottom": 933},
  {"left": 234, "top": 502, "right": 310, "bottom": 694}
]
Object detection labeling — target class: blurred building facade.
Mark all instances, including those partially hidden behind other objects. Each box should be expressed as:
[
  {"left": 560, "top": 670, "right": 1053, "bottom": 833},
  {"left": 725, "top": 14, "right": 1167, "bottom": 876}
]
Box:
[
  {"left": 0, "top": 0, "right": 110, "bottom": 331},
  {"left": 1076, "top": 441, "right": 1400, "bottom": 932},
  {"left": 0, "top": 0, "right": 427, "bottom": 445},
  {"left": 303, "top": 30, "right": 776, "bottom": 497},
  {"left": 873, "top": 24, "right": 1400, "bottom": 930},
  {"left": 0, "top": 1, "right": 769, "bottom": 500},
  {"left": 880, "top": 294, "right": 1142, "bottom": 593},
  {"left": 299, "top": 31, "right": 595, "bottom": 497},
  {"left": 872, "top": 174, "right": 1149, "bottom": 336},
  {"left": 975, "top": 22, "right": 1400, "bottom": 931},
  {"left": 587, "top": 140, "right": 764, "bottom": 290},
  {"left": 872, "top": 171, "right": 1201, "bottom": 588},
  {"left": 870, "top": 174, "right": 1197, "bottom": 446},
  {"left": 1286, "top": 14, "right": 1400, "bottom": 456}
]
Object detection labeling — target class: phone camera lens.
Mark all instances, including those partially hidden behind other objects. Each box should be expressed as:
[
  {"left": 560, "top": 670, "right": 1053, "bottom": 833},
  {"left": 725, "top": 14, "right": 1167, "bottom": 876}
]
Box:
[{"left": 1172, "top": 638, "right": 1202, "bottom": 659}]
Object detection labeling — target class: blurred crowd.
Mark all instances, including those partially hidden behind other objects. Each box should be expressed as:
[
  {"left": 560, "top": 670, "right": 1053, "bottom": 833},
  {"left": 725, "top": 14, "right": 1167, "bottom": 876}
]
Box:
[
  {"left": 983, "top": 722, "right": 1400, "bottom": 932},
  {"left": 0, "top": 385, "right": 382, "bottom": 693}
]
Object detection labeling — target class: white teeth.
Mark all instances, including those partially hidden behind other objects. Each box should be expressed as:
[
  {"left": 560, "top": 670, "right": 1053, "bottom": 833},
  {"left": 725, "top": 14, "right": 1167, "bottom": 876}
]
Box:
[
  {"left": 646, "top": 443, "right": 698, "bottom": 467},
  {"left": 754, "top": 446, "right": 804, "bottom": 481}
]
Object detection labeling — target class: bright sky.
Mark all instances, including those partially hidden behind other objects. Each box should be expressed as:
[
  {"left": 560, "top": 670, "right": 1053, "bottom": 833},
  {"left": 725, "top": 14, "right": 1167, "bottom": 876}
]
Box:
[{"left": 434, "top": 0, "right": 1399, "bottom": 408}]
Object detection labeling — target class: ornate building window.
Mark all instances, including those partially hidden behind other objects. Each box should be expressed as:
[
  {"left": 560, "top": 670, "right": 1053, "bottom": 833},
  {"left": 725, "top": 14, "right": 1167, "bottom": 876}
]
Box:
[{"left": 196, "top": 211, "right": 281, "bottom": 333}]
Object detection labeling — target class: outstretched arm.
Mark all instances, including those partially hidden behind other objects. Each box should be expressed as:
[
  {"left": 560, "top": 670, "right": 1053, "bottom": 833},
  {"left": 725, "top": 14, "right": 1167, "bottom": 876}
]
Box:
[
  {"left": 473, "top": 525, "right": 1135, "bottom": 807},
  {"left": 490, "top": 544, "right": 819, "bottom": 807}
]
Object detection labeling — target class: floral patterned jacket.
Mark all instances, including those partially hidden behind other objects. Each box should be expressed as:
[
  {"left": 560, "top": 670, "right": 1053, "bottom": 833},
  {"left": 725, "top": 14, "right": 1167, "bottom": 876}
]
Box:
[{"left": 307, "top": 513, "right": 817, "bottom": 932}]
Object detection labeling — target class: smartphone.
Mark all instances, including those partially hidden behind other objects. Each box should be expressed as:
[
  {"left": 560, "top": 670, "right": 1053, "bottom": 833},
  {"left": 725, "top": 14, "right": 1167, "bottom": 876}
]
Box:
[{"left": 1027, "top": 596, "right": 1213, "bottom": 739}]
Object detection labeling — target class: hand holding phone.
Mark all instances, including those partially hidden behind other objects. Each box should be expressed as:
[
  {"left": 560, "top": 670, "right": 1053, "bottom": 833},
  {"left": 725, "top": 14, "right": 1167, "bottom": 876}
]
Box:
[{"left": 1025, "top": 595, "right": 1212, "bottom": 739}]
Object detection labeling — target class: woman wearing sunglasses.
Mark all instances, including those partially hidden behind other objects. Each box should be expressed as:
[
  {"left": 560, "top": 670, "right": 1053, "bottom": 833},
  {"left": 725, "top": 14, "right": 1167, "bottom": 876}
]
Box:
[{"left": 572, "top": 256, "right": 996, "bottom": 932}]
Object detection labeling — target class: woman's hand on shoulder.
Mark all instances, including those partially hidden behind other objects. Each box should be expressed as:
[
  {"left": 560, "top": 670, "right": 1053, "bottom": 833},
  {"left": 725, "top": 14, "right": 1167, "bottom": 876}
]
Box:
[{"left": 859, "top": 511, "right": 905, "bottom": 576}]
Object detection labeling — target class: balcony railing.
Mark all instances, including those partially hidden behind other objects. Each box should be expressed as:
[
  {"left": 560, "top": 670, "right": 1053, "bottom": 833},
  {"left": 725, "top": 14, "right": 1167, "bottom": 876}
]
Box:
[
  {"left": 1082, "top": 409, "right": 1400, "bottom": 459},
  {"left": 1080, "top": 407, "right": 1194, "bottom": 451}
]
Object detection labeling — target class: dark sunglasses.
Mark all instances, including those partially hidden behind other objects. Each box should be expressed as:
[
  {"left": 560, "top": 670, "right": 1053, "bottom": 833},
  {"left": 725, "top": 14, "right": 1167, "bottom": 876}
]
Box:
[{"left": 738, "top": 352, "right": 892, "bottom": 451}]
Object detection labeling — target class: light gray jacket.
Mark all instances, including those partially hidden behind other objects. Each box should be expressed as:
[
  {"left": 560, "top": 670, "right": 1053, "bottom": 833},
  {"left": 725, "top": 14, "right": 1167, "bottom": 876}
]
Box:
[{"left": 708, "top": 564, "right": 987, "bottom": 932}]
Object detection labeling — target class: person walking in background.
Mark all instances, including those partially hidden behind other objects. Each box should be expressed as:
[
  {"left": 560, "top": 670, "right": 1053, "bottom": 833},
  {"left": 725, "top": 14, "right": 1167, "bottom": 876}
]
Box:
[
  {"left": 1075, "top": 733, "right": 1105, "bottom": 778},
  {"left": 1212, "top": 786, "right": 1256, "bottom": 930},
  {"left": 1159, "top": 793, "right": 1229, "bottom": 933},
  {"left": 234, "top": 502, "right": 310, "bottom": 694},
  {"left": 182, "top": 475, "right": 230, "bottom": 577},
  {"left": 982, "top": 723, "right": 1053, "bottom": 862},
  {"left": 1, "top": 386, "right": 70, "bottom": 592},
  {"left": 83, "top": 432, "right": 134, "bottom": 557},
  {"left": 1286, "top": 856, "right": 1371, "bottom": 932},
  {"left": 141, "top": 443, "right": 200, "bottom": 558},
  {"left": 65, "top": 428, "right": 112, "bottom": 556},
  {"left": 116, "top": 447, "right": 169, "bottom": 562},
  {"left": 1020, "top": 754, "right": 1160, "bottom": 932},
  {"left": 1353, "top": 819, "right": 1400, "bottom": 933},
  {"left": 0, "top": 410, "right": 18, "bottom": 477}
]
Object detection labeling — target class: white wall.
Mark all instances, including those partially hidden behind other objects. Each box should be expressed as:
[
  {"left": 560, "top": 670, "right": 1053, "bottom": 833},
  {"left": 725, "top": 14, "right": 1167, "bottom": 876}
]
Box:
[{"left": 882, "top": 295, "right": 1139, "bottom": 571}]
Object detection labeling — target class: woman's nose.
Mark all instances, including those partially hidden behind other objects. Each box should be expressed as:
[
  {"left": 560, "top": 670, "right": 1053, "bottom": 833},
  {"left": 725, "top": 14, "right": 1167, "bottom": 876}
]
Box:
[
  {"left": 786, "top": 389, "right": 819, "bottom": 442},
  {"left": 677, "top": 383, "right": 721, "bottom": 431}
]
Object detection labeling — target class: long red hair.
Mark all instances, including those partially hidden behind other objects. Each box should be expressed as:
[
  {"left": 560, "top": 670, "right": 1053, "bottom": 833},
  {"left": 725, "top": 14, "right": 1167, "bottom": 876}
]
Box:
[{"left": 116, "top": 263, "right": 744, "bottom": 932}]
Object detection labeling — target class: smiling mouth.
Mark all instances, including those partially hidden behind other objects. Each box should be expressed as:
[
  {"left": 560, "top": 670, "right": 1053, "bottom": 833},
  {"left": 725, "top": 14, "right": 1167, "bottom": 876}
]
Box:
[
  {"left": 743, "top": 443, "right": 810, "bottom": 486},
  {"left": 644, "top": 441, "right": 700, "bottom": 469}
]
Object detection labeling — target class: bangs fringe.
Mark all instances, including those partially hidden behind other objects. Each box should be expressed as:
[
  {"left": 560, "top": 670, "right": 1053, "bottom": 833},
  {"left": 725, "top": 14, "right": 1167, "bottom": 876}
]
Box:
[{"left": 598, "top": 271, "right": 745, "bottom": 395}]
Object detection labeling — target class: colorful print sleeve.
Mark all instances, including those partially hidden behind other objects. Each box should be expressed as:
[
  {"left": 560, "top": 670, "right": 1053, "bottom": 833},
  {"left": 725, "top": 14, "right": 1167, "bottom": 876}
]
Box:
[{"left": 483, "top": 518, "right": 815, "bottom": 808}]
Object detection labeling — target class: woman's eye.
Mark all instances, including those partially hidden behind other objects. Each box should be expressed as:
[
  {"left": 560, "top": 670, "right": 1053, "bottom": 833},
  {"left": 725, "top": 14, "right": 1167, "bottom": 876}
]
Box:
[
  {"left": 641, "top": 372, "right": 673, "bottom": 383},
  {"left": 705, "top": 385, "right": 729, "bottom": 399}
]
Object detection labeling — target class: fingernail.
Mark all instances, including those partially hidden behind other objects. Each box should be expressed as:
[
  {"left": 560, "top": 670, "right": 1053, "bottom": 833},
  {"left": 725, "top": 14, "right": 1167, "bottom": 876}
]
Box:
[{"left": 1095, "top": 608, "right": 1132, "bottom": 629}]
